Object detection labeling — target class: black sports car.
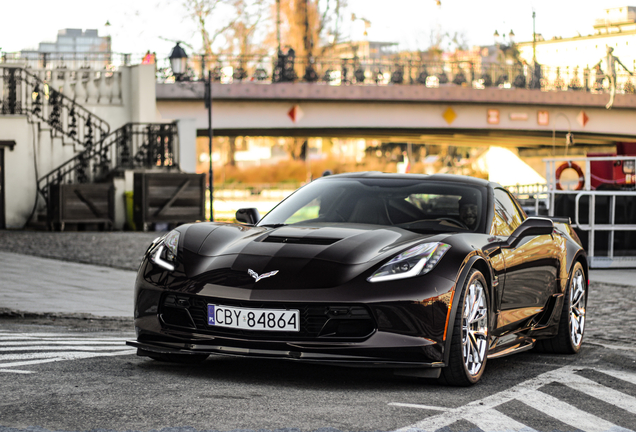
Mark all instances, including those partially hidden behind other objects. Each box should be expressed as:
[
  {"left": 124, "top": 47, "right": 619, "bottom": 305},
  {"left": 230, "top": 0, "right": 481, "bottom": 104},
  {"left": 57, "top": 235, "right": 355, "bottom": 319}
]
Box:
[{"left": 127, "top": 173, "right": 588, "bottom": 386}]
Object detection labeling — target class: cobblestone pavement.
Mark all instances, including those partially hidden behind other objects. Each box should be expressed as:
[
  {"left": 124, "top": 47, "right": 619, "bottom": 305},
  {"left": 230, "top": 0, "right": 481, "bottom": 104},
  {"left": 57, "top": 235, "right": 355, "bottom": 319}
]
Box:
[
  {"left": 0, "top": 229, "right": 634, "bottom": 348},
  {"left": 585, "top": 282, "right": 636, "bottom": 348}
]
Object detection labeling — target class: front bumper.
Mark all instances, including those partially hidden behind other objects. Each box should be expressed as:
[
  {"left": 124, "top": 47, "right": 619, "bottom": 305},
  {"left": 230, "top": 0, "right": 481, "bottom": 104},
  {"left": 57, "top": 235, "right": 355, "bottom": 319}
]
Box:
[{"left": 126, "top": 329, "right": 444, "bottom": 368}]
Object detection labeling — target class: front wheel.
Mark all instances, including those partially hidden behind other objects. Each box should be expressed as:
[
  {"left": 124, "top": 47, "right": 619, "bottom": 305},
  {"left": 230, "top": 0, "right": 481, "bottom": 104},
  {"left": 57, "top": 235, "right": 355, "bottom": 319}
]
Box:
[
  {"left": 440, "top": 269, "right": 489, "bottom": 386},
  {"left": 535, "top": 261, "right": 587, "bottom": 354}
]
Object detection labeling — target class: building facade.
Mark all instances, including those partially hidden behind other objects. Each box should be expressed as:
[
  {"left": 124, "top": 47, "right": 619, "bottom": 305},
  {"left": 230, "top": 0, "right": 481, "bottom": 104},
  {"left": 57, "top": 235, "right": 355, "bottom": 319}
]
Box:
[{"left": 517, "top": 6, "right": 636, "bottom": 70}]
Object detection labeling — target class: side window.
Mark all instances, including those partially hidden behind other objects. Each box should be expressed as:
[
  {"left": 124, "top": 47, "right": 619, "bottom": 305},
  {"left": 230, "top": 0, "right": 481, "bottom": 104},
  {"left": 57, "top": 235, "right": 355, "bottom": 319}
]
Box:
[{"left": 492, "top": 188, "right": 525, "bottom": 236}]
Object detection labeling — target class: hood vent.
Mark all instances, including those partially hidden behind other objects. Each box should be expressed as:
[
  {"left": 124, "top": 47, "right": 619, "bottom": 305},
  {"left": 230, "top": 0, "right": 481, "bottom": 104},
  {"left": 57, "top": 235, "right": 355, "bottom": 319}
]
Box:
[{"left": 263, "top": 235, "right": 340, "bottom": 246}]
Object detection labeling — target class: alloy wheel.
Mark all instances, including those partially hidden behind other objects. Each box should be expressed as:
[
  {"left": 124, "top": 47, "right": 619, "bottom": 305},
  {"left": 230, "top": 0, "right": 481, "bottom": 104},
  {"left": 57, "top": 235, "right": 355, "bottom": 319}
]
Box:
[
  {"left": 462, "top": 278, "right": 488, "bottom": 376},
  {"left": 569, "top": 268, "right": 586, "bottom": 348}
]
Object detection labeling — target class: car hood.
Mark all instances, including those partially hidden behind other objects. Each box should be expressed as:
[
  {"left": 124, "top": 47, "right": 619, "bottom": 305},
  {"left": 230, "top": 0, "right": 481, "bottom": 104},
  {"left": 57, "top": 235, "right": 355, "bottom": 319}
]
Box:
[{"left": 179, "top": 223, "right": 443, "bottom": 289}]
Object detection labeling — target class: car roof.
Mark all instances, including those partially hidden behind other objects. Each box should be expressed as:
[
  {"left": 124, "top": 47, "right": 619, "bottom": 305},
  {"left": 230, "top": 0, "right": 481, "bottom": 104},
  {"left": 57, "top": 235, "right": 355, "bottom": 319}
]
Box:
[{"left": 320, "top": 172, "right": 494, "bottom": 188}]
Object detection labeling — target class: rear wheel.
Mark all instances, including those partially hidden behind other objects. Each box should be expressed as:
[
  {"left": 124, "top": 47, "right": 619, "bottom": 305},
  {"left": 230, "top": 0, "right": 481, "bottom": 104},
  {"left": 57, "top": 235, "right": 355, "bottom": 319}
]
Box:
[
  {"left": 535, "top": 261, "right": 587, "bottom": 354},
  {"left": 440, "top": 269, "right": 489, "bottom": 386}
]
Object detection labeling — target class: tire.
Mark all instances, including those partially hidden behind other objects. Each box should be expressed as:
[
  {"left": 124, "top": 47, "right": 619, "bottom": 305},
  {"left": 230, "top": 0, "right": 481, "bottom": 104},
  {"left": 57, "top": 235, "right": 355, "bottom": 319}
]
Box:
[
  {"left": 147, "top": 352, "right": 209, "bottom": 364},
  {"left": 535, "top": 261, "right": 587, "bottom": 354},
  {"left": 440, "top": 269, "right": 489, "bottom": 386}
]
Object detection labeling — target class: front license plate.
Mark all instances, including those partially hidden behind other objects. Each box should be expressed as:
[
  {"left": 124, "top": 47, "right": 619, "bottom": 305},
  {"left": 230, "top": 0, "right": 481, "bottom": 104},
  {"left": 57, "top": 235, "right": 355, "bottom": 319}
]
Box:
[{"left": 207, "top": 304, "right": 300, "bottom": 332}]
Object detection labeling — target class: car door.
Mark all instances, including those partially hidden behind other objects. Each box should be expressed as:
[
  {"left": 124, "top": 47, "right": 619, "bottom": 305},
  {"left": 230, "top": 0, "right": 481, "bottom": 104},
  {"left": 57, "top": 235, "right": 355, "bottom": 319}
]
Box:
[{"left": 492, "top": 188, "right": 559, "bottom": 330}]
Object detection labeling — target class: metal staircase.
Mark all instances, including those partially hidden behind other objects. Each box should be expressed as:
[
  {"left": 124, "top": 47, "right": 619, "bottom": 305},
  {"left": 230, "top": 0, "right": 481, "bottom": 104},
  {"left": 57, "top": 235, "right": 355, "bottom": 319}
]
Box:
[
  {"left": 1, "top": 65, "right": 180, "bottom": 229},
  {"left": 37, "top": 122, "right": 179, "bottom": 200}
]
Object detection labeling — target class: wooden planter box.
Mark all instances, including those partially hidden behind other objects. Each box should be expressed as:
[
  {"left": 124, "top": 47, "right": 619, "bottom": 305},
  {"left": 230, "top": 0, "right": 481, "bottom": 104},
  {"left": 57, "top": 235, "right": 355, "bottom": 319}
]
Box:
[
  {"left": 133, "top": 172, "right": 206, "bottom": 231},
  {"left": 48, "top": 183, "right": 114, "bottom": 231}
]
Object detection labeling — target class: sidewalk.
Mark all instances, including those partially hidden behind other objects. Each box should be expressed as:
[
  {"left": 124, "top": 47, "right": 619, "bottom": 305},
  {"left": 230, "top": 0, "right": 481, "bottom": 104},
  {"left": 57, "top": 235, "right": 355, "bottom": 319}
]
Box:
[
  {"left": 0, "top": 252, "right": 135, "bottom": 317},
  {"left": 0, "top": 251, "right": 634, "bottom": 318}
]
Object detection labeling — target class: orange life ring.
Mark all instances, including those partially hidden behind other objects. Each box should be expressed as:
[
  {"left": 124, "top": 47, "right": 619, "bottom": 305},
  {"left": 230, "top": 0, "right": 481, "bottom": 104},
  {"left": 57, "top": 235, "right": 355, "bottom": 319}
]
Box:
[{"left": 556, "top": 162, "right": 585, "bottom": 190}]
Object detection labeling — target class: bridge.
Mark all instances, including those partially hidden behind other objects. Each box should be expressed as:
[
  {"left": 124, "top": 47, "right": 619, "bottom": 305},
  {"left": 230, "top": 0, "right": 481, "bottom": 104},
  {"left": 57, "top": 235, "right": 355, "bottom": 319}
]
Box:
[
  {"left": 158, "top": 80, "right": 636, "bottom": 146},
  {"left": 147, "top": 54, "right": 636, "bottom": 173}
]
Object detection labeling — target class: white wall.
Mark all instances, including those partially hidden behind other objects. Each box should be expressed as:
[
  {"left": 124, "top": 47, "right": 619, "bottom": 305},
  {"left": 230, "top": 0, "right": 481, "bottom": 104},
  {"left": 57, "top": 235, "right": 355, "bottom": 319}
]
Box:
[{"left": 0, "top": 117, "right": 39, "bottom": 228}]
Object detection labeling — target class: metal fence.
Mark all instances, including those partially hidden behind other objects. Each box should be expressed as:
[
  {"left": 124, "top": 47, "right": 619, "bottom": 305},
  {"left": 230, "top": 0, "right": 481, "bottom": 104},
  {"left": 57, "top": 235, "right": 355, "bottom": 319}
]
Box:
[{"left": 3, "top": 51, "right": 635, "bottom": 94}]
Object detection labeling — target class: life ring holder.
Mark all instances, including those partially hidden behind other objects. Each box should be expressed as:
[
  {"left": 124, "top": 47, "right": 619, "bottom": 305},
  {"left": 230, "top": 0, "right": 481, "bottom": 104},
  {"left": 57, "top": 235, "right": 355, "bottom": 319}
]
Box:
[{"left": 556, "top": 162, "right": 585, "bottom": 191}]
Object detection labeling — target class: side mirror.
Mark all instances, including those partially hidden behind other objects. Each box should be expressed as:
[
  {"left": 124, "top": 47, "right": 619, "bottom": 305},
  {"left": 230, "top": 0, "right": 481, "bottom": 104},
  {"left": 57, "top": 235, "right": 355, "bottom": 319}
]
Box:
[
  {"left": 236, "top": 208, "right": 261, "bottom": 225},
  {"left": 506, "top": 217, "right": 553, "bottom": 248}
]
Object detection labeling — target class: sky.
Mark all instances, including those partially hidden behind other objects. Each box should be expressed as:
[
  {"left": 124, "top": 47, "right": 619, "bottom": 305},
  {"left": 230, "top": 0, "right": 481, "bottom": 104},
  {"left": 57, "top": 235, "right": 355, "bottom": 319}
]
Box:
[{"left": 0, "top": 0, "right": 627, "bottom": 59}]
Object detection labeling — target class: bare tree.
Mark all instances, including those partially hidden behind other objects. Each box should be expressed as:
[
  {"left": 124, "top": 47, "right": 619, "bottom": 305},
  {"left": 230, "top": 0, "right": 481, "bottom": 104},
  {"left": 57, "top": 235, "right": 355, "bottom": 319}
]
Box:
[
  {"left": 223, "top": 0, "right": 270, "bottom": 56},
  {"left": 184, "top": 0, "right": 270, "bottom": 57},
  {"left": 276, "top": 0, "right": 348, "bottom": 59}
]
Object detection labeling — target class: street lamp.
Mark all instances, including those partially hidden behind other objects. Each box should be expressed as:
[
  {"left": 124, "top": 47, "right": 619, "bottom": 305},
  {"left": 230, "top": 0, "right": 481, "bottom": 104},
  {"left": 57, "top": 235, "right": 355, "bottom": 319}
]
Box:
[
  {"left": 169, "top": 42, "right": 188, "bottom": 81},
  {"left": 168, "top": 42, "right": 213, "bottom": 220}
]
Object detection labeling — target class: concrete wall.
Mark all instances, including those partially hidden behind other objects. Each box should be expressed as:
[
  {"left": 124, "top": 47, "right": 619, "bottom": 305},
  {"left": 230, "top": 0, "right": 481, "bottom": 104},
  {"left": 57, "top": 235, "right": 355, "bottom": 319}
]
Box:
[
  {"left": 157, "top": 99, "right": 636, "bottom": 136},
  {"left": 0, "top": 117, "right": 39, "bottom": 228}
]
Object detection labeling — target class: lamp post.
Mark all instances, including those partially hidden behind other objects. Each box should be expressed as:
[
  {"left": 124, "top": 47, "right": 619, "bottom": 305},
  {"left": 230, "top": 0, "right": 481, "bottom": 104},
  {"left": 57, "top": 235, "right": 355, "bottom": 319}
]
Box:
[
  {"left": 204, "top": 70, "right": 214, "bottom": 221},
  {"left": 169, "top": 42, "right": 213, "bottom": 220},
  {"left": 168, "top": 42, "right": 188, "bottom": 81},
  {"left": 532, "top": 11, "right": 537, "bottom": 63}
]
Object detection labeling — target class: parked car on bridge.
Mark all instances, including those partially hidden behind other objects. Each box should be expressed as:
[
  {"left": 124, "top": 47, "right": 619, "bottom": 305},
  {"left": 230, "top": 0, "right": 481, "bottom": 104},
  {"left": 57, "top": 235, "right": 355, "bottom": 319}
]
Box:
[{"left": 127, "top": 173, "right": 588, "bottom": 386}]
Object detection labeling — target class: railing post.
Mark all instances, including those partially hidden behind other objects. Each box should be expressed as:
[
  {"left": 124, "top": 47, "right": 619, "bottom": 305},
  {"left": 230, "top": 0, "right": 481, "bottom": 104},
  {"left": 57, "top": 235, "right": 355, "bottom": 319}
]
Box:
[
  {"left": 609, "top": 195, "right": 616, "bottom": 259},
  {"left": 589, "top": 193, "right": 595, "bottom": 259}
]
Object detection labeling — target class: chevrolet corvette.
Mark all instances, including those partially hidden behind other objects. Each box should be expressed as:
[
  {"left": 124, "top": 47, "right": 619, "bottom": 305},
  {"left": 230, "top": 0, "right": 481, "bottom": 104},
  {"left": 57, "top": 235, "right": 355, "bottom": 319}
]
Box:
[{"left": 127, "top": 173, "right": 588, "bottom": 386}]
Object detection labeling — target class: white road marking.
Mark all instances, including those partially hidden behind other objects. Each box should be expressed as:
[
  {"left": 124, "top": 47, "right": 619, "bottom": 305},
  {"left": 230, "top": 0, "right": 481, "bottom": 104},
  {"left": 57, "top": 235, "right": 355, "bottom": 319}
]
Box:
[
  {"left": 0, "top": 335, "right": 127, "bottom": 341},
  {"left": 0, "top": 345, "right": 130, "bottom": 352},
  {"left": 0, "top": 330, "right": 128, "bottom": 340},
  {"left": 392, "top": 365, "right": 636, "bottom": 432},
  {"left": 562, "top": 373, "right": 636, "bottom": 415},
  {"left": 0, "top": 341, "right": 125, "bottom": 346},
  {"left": 599, "top": 368, "right": 636, "bottom": 386},
  {"left": 470, "top": 408, "right": 538, "bottom": 432},
  {"left": 389, "top": 403, "right": 449, "bottom": 412},
  {"left": 0, "top": 349, "right": 136, "bottom": 361},
  {"left": 522, "top": 389, "right": 620, "bottom": 432},
  {"left": 0, "top": 331, "right": 136, "bottom": 373},
  {"left": 0, "top": 349, "right": 136, "bottom": 369}
]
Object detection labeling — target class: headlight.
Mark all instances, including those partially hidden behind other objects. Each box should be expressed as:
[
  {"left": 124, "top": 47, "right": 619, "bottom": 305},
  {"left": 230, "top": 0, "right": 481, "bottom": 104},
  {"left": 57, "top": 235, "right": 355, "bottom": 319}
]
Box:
[
  {"left": 151, "top": 230, "right": 180, "bottom": 271},
  {"left": 367, "top": 242, "right": 451, "bottom": 283}
]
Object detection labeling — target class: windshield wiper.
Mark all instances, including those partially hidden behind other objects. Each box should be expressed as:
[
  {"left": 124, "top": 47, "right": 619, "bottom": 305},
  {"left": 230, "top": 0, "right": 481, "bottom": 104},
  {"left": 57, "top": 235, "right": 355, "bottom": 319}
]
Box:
[{"left": 260, "top": 223, "right": 287, "bottom": 228}]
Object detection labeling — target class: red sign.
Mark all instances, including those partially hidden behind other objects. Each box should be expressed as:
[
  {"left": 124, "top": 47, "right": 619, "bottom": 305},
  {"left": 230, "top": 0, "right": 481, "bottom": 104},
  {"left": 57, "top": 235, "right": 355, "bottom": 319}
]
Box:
[
  {"left": 288, "top": 105, "right": 303, "bottom": 123},
  {"left": 537, "top": 111, "right": 550, "bottom": 126},
  {"left": 487, "top": 109, "right": 500, "bottom": 125}
]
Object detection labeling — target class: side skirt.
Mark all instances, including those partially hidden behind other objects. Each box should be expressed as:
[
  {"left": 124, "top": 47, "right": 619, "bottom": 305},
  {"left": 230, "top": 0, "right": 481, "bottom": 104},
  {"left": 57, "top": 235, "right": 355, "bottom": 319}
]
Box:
[{"left": 487, "top": 336, "right": 535, "bottom": 360}]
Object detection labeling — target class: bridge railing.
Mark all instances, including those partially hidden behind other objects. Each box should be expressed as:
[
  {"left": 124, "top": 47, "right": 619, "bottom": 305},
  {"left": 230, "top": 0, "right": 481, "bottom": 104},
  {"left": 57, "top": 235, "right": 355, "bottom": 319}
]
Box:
[
  {"left": 154, "top": 54, "right": 636, "bottom": 94},
  {"left": 3, "top": 51, "right": 635, "bottom": 94}
]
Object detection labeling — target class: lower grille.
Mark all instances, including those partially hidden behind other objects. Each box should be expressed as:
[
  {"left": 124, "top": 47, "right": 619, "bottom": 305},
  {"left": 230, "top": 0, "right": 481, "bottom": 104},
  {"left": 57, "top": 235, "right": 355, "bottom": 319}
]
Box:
[{"left": 160, "top": 294, "right": 375, "bottom": 340}]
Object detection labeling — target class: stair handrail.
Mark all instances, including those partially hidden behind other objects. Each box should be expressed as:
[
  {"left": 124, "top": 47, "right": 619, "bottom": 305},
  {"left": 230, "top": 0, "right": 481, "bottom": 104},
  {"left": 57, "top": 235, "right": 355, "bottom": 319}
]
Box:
[
  {"left": 1, "top": 65, "right": 110, "bottom": 149},
  {"left": 36, "top": 122, "right": 179, "bottom": 200}
]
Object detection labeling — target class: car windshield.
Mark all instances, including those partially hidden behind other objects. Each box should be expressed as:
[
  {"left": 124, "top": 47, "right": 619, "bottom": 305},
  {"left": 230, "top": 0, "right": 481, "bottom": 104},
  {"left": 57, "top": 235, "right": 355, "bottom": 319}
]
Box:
[{"left": 258, "top": 177, "right": 487, "bottom": 234}]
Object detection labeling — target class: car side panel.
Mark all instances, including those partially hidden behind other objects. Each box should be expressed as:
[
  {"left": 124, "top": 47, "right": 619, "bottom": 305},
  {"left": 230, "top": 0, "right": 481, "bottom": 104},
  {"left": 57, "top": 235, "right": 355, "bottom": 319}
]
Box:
[{"left": 497, "top": 233, "right": 560, "bottom": 329}]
